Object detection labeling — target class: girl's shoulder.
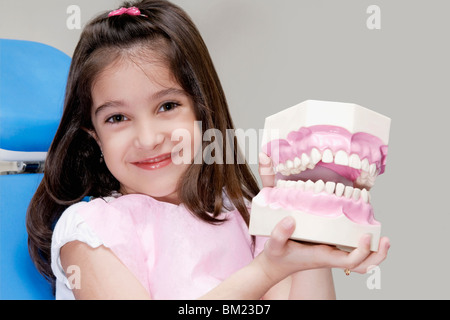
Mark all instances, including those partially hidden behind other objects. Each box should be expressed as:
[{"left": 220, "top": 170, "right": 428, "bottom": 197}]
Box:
[
  {"left": 51, "top": 193, "right": 158, "bottom": 299},
  {"left": 51, "top": 192, "right": 122, "bottom": 242},
  {"left": 52, "top": 193, "right": 184, "bottom": 251},
  {"left": 52, "top": 193, "right": 160, "bottom": 239}
]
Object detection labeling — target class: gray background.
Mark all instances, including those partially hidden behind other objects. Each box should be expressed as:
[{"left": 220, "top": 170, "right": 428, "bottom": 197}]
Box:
[{"left": 1, "top": 0, "right": 449, "bottom": 299}]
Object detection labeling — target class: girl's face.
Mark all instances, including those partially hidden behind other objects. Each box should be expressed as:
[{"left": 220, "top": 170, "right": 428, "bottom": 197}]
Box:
[{"left": 90, "top": 56, "right": 200, "bottom": 204}]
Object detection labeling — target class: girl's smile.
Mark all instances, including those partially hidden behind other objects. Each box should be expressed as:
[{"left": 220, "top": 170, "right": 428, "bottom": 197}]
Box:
[
  {"left": 132, "top": 153, "right": 172, "bottom": 170},
  {"left": 90, "top": 55, "right": 200, "bottom": 204}
]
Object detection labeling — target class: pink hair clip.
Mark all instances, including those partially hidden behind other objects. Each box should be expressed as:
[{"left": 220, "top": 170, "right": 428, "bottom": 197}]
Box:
[{"left": 108, "top": 6, "right": 147, "bottom": 17}]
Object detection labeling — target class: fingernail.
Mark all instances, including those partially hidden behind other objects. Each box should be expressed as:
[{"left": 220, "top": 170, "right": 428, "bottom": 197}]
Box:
[
  {"left": 259, "top": 152, "right": 271, "bottom": 165},
  {"left": 282, "top": 216, "right": 295, "bottom": 229},
  {"left": 363, "top": 233, "right": 372, "bottom": 243}
]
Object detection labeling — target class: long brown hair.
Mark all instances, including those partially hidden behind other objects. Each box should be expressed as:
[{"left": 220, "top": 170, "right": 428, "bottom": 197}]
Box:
[{"left": 26, "top": 0, "right": 260, "bottom": 286}]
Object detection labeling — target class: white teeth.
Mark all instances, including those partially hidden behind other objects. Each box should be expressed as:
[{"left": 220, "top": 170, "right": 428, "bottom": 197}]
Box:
[
  {"left": 355, "top": 170, "right": 375, "bottom": 189},
  {"left": 335, "top": 183, "right": 345, "bottom": 197},
  {"left": 286, "top": 160, "right": 294, "bottom": 169},
  {"left": 322, "top": 149, "right": 334, "bottom": 163},
  {"left": 294, "top": 157, "right": 301, "bottom": 168},
  {"left": 296, "top": 180, "right": 305, "bottom": 191},
  {"left": 334, "top": 150, "right": 349, "bottom": 166},
  {"left": 352, "top": 188, "right": 361, "bottom": 201},
  {"left": 311, "top": 148, "right": 322, "bottom": 165},
  {"left": 276, "top": 180, "right": 285, "bottom": 188},
  {"left": 361, "top": 188, "right": 369, "bottom": 203},
  {"left": 349, "top": 154, "right": 362, "bottom": 169},
  {"left": 369, "top": 163, "right": 377, "bottom": 176},
  {"left": 314, "top": 179, "right": 325, "bottom": 193},
  {"left": 361, "top": 158, "right": 370, "bottom": 172},
  {"left": 325, "top": 181, "right": 336, "bottom": 194},
  {"left": 344, "top": 186, "right": 354, "bottom": 199},
  {"left": 273, "top": 150, "right": 379, "bottom": 192},
  {"left": 275, "top": 178, "right": 370, "bottom": 203},
  {"left": 301, "top": 153, "right": 311, "bottom": 169},
  {"left": 276, "top": 163, "right": 285, "bottom": 173},
  {"left": 305, "top": 180, "right": 315, "bottom": 191},
  {"left": 286, "top": 180, "right": 296, "bottom": 188}
]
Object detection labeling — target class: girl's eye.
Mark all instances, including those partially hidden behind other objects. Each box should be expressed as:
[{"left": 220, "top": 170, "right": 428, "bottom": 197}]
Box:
[
  {"left": 158, "top": 102, "right": 180, "bottom": 113},
  {"left": 106, "top": 114, "right": 128, "bottom": 124}
]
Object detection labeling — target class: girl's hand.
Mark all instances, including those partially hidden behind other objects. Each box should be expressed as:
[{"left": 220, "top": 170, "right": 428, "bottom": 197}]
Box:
[{"left": 258, "top": 216, "right": 390, "bottom": 281}]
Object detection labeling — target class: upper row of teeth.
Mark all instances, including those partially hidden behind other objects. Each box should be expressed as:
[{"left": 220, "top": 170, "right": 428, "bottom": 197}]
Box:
[
  {"left": 275, "top": 148, "right": 379, "bottom": 177},
  {"left": 276, "top": 179, "right": 371, "bottom": 203}
]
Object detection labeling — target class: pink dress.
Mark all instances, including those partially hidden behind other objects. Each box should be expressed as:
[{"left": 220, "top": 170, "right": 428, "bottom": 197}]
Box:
[{"left": 51, "top": 193, "right": 267, "bottom": 299}]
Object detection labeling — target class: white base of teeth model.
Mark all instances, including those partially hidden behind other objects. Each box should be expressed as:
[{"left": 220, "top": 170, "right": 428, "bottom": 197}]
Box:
[{"left": 249, "top": 100, "right": 391, "bottom": 252}]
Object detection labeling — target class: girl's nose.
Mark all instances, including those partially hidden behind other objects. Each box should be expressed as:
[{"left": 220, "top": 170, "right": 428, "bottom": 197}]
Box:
[{"left": 134, "top": 121, "right": 165, "bottom": 150}]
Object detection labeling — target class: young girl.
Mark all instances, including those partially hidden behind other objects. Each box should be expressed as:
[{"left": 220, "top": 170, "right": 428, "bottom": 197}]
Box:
[{"left": 27, "top": 0, "right": 389, "bottom": 299}]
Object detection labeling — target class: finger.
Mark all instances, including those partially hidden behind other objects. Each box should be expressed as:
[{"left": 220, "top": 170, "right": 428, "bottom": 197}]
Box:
[
  {"left": 351, "top": 237, "right": 390, "bottom": 274},
  {"left": 259, "top": 152, "right": 275, "bottom": 188},
  {"left": 265, "top": 216, "right": 296, "bottom": 254},
  {"left": 333, "top": 234, "right": 372, "bottom": 270}
]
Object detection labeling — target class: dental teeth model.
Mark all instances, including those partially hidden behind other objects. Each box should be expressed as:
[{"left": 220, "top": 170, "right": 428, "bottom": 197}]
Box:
[{"left": 249, "top": 100, "right": 391, "bottom": 251}]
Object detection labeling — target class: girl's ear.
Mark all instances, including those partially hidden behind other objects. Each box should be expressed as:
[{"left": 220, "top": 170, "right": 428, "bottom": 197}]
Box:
[{"left": 83, "top": 127, "right": 102, "bottom": 150}]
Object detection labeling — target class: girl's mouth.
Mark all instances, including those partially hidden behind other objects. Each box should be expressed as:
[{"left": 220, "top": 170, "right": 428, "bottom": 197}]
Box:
[{"left": 132, "top": 153, "right": 172, "bottom": 170}]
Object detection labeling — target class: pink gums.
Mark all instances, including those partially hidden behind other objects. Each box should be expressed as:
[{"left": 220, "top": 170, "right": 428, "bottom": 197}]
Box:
[
  {"left": 259, "top": 187, "right": 380, "bottom": 225},
  {"left": 262, "top": 125, "right": 389, "bottom": 176}
]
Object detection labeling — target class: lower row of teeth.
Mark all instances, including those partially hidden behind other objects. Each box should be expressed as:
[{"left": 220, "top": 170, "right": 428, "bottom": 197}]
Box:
[{"left": 276, "top": 179, "right": 370, "bottom": 203}]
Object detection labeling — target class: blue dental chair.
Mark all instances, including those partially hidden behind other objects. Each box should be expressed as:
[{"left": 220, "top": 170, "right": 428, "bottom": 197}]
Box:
[{"left": 0, "top": 39, "right": 71, "bottom": 299}]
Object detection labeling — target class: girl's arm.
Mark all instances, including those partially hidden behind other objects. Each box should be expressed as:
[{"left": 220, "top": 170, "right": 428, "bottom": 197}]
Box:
[
  {"left": 262, "top": 269, "right": 335, "bottom": 300},
  {"left": 288, "top": 269, "right": 336, "bottom": 300},
  {"left": 61, "top": 241, "right": 151, "bottom": 299}
]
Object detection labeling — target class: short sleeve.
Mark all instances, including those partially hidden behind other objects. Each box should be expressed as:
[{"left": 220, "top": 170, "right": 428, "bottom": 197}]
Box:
[{"left": 50, "top": 201, "right": 105, "bottom": 298}]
